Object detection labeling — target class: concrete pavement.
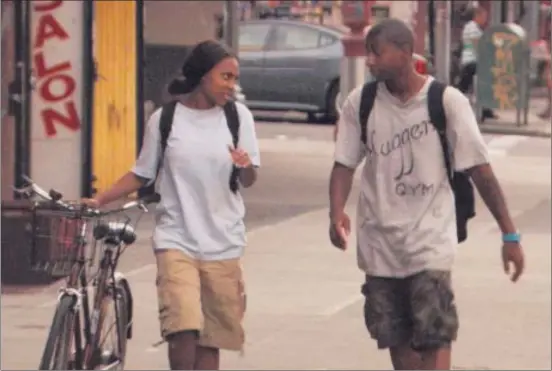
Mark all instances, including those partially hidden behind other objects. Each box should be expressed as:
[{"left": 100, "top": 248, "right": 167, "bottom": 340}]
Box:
[
  {"left": 114, "top": 132, "right": 552, "bottom": 370},
  {"left": 1, "top": 123, "right": 550, "bottom": 370},
  {"left": 479, "top": 97, "right": 551, "bottom": 138}
]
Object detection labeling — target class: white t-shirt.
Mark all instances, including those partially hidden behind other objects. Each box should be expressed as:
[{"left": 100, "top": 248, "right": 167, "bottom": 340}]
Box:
[
  {"left": 461, "top": 20, "right": 483, "bottom": 66},
  {"left": 133, "top": 101, "right": 261, "bottom": 261},
  {"left": 334, "top": 77, "right": 489, "bottom": 278}
]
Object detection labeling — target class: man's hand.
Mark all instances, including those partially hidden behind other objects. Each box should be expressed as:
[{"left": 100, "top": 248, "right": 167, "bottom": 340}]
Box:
[
  {"left": 329, "top": 212, "right": 351, "bottom": 250},
  {"left": 469, "top": 164, "right": 525, "bottom": 282},
  {"left": 502, "top": 242, "right": 525, "bottom": 282},
  {"left": 228, "top": 146, "right": 252, "bottom": 168}
]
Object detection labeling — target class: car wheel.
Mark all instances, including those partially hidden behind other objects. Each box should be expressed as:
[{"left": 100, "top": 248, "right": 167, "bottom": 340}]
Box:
[
  {"left": 307, "top": 112, "right": 320, "bottom": 122},
  {"left": 323, "top": 80, "right": 339, "bottom": 123}
]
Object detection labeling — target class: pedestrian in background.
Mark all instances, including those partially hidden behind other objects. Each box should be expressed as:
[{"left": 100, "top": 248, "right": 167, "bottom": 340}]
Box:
[
  {"left": 456, "top": 6, "right": 498, "bottom": 121},
  {"left": 83, "top": 40, "right": 261, "bottom": 370},
  {"left": 329, "top": 18, "right": 524, "bottom": 370}
]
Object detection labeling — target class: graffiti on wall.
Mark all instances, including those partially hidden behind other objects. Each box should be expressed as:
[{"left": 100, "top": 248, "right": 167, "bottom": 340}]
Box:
[
  {"left": 32, "top": 0, "right": 81, "bottom": 137},
  {"left": 490, "top": 32, "right": 521, "bottom": 110}
]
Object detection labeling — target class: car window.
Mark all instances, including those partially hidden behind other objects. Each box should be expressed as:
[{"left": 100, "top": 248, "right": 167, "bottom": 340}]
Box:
[
  {"left": 239, "top": 24, "right": 271, "bottom": 51},
  {"left": 271, "top": 25, "right": 321, "bottom": 51},
  {"left": 319, "top": 32, "right": 338, "bottom": 47}
]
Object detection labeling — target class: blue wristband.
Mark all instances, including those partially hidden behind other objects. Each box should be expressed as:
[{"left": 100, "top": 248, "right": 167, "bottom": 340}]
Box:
[{"left": 502, "top": 232, "right": 521, "bottom": 243}]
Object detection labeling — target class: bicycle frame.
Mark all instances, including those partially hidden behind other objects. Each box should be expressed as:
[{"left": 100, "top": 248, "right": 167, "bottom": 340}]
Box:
[
  {"left": 60, "top": 220, "right": 128, "bottom": 370},
  {"left": 52, "top": 218, "right": 129, "bottom": 370},
  {"left": 15, "top": 175, "right": 159, "bottom": 370},
  {"left": 51, "top": 218, "right": 90, "bottom": 370},
  {"left": 83, "top": 238, "right": 127, "bottom": 368}
]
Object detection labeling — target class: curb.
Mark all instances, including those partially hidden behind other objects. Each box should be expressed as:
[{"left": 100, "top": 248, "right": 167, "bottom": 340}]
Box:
[{"left": 479, "top": 124, "right": 551, "bottom": 138}]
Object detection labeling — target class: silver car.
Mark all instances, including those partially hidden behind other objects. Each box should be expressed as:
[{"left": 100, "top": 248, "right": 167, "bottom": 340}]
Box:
[
  {"left": 238, "top": 19, "right": 429, "bottom": 122},
  {"left": 238, "top": 19, "right": 343, "bottom": 122}
]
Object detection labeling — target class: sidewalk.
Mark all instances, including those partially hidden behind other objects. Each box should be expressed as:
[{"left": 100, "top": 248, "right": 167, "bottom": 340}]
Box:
[
  {"left": 2, "top": 157, "right": 550, "bottom": 369},
  {"left": 121, "top": 201, "right": 550, "bottom": 370},
  {"left": 2, "top": 205, "right": 550, "bottom": 370},
  {"left": 479, "top": 97, "right": 551, "bottom": 138}
]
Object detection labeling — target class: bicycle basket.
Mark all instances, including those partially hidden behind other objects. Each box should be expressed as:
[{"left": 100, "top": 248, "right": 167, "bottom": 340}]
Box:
[{"left": 29, "top": 207, "right": 89, "bottom": 277}]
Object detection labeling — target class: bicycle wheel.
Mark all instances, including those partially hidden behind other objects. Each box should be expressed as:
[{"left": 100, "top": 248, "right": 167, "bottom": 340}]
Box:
[
  {"left": 96, "top": 281, "right": 131, "bottom": 370},
  {"left": 38, "top": 295, "right": 76, "bottom": 370}
]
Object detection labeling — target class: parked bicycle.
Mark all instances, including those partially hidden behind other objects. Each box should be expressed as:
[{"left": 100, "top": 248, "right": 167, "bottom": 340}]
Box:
[{"left": 14, "top": 175, "right": 159, "bottom": 370}]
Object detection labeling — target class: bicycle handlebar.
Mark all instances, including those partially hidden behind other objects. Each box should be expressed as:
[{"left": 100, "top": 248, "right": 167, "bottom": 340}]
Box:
[{"left": 15, "top": 175, "right": 160, "bottom": 217}]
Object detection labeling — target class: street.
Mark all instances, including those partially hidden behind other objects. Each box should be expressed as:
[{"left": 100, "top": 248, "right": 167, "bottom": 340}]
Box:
[{"left": 2, "top": 117, "right": 551, "bottom": 370}]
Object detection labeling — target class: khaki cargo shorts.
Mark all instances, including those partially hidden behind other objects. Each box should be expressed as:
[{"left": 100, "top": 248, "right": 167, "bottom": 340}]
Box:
[{"left": 155, "top": 249, "right": 246, "bottom": 351}]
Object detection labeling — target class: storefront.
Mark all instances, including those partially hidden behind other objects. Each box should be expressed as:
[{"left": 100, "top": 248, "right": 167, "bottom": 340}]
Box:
[
  {"left": 2, "top": 0, "right": 94, "bottom": 201},
  {"left": 2, "top": 1, "right": 226, "bottom": 197}
]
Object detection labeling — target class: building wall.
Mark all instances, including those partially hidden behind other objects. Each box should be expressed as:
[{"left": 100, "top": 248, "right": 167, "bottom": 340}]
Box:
[
  {"left": 144, "top": 0, "right": 224, "bottom": 45},
  {"left": 142, "top": 1, "right": 225, "bottom": 116},
  {"left": 1, "top": 1, "right": 225, "bottom": 199}
]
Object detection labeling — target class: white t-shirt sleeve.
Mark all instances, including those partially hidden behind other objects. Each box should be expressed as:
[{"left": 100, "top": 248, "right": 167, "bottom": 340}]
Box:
[
  {"left": 462, "top": 21, "right": 483, "bottom": 43},
  {"left": 236, "top": 102, "right": 261, "bottom": 168},
  {"left": 443, "top": 86, "right": 490, "bottom": 171},
  {"left": 132, "top": 107, "right": 162, "bottom": 180},
  {"left": 334, "top": 88, "right": 365, "bottom": 168}
]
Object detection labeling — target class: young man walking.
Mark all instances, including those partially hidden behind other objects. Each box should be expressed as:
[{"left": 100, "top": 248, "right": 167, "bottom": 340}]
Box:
[{"left": 329, "top": 19, "right": 525, "bottom": 370}]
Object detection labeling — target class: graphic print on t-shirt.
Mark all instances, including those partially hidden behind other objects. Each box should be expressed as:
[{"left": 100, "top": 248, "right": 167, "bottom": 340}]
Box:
[{"left": 365, "top": 119, "right": 437, "bottom": 198}]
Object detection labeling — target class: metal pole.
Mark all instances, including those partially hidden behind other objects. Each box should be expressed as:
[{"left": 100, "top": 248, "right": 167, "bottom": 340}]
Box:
[
  {"left": 82, "top": 0, "right": 95, "bottom": 197},
  {"left": 13, "top": 0, "right": 31, "bottom": 190},
  {"left": 428, "top": 0, "right": 435, "bottom": 59},
  {"left": 490, "top": 0, "right": 502, "bottom": 26},
  {"left": 224, "top": 1, "right": 239, "bottom": 54},
  {"left": 526, "top": 1, "right": 541, "bottom": 43},
  {"left": 517, "top": 52, "right": 524, "bottom": 126},
  {"left": 434, "top": 0, "right": 451, "bottom": 83},
  {"left": 523, "top": 1, "right": 540, "bottom": 126},
  {"left": 336, "top": 1, "right": 371, "bottom": 122},
  {"left": 444, "top": 0, "right": 451, "bottom": 84}
]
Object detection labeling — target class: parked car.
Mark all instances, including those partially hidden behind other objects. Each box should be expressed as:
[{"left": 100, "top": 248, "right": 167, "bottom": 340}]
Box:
[
  {"left": 238, "top": 19, "right": 430, "bottom": 122},
  {"left": 238, "top": 19, "right": 343, "bottom": 121}
]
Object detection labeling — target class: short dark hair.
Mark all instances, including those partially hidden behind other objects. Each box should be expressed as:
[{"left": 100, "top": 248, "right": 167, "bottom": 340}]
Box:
[
  {"left": 472, "top": 6, "right": 487, "bottom": 20},
  {"left": 365, "top": 18, "right": 415, "bottom": 54}
]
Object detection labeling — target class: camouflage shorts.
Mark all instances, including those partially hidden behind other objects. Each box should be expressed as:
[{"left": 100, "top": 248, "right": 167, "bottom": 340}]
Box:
[{"left": 361, "top": 270, "right": 459, "bottom": 351}]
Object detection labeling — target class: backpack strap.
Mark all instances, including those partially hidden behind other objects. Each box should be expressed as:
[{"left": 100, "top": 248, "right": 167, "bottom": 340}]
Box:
[
  {"left": 153, "top": 100, "right": 241, "bottom": 193},
  {"left": 155, "top": 100, "right": 177, "bottom": 179},
  {"left": 359, "top": 82, "right": 378, "bottom": 145},
  {"left": 427, "top": 80, "right": 453, "bottom": 183},
  {"left": 223, "top": 101, "right": 241, "bottom": 193}
]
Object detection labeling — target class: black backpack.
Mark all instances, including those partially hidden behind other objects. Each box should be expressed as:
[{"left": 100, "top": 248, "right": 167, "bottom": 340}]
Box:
[
  {"left": 141, "top": 100, "right": 241, "bottom": 196},
  {"left": 358, "top": 80, "right": 475, "bottom": 243}
]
